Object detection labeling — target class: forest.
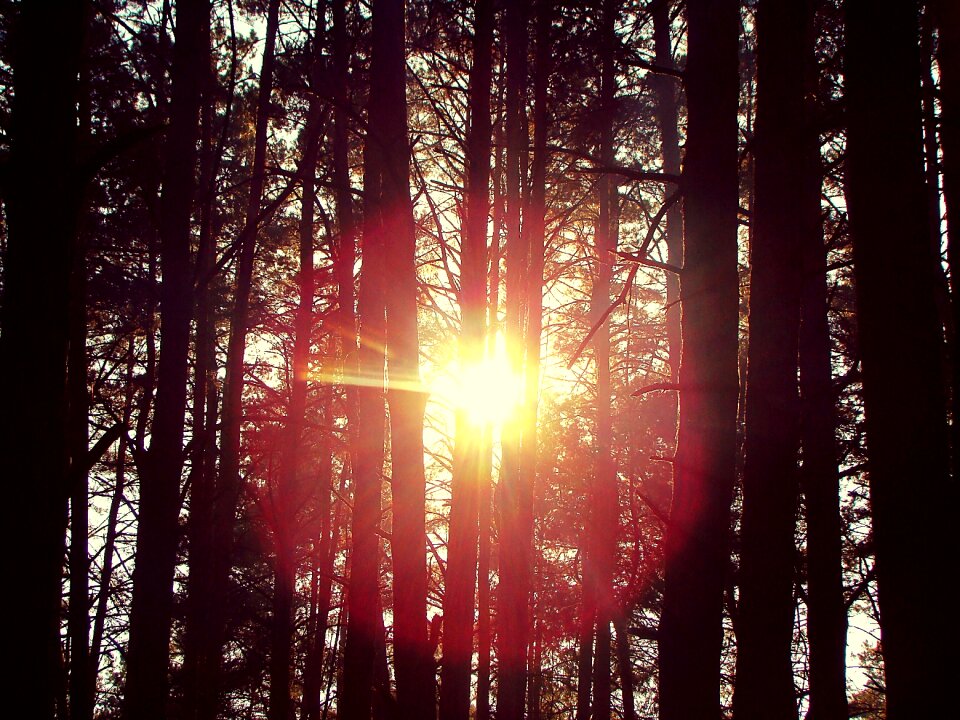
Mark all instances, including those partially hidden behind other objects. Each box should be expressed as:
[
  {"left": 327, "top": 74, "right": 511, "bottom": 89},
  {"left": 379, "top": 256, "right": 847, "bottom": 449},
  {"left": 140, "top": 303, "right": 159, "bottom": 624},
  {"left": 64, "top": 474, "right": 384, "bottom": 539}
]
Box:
[{"left": 1, "top": 0, "right": 957, "bottom": 718}]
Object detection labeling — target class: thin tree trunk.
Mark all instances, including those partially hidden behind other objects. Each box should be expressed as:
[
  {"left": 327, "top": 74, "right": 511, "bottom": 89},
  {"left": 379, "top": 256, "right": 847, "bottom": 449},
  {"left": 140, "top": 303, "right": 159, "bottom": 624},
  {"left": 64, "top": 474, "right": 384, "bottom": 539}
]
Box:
[
  {"left": 196, "top": 2, "right": 280, "bottom": 714},
  {"left": 496, "top": 0, "right": 532, "bottom": 716},
  {"left": 657, "top": 0, "right": 740, "bottom": 717},
  {"left": 651, "top": 0, "right": 682, "bottom": 511},
  {"left": 340, "top": 3, "right": 389, "bottom": 713},
  {"left": 124, "top": 3, "right": 208, "bottom": 718},
  {"left": 844, "top": 1, "right": 955, "bottom": 716},
  {"left": 439, "top": 0, "right": 493, "bottom": 718},
  {"left": 799, "top": 7, "right": 848, "bottom": 718},
  {"left": 269, "top": 11, "right": 327, "bottom": 718},
  {"left": 477, "top": 110, "right": 506, "bottom": 720},
  {"left": 183, "top": 9, "right": 221, "bottom": 716},
  {"left": 933, "top": 0, "right": 960, "bottom": 474},
  {"left": 68, "top": 187, "right": 92, "bottom": 720},
  {"left": 90, "top": 342, "right": 136, "bottom": 699},
  {"left": 590, "top": 3, "right": 617, "bottom": 716},
  {"left": 613, "top": 608, "right": 636, "bottom": 720}
]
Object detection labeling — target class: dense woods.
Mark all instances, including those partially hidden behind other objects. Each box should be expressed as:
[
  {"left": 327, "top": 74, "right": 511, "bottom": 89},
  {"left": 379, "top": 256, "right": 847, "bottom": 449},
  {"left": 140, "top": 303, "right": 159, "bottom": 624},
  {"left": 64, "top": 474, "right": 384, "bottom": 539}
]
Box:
[{"left": 1, "top": 0, "right": 957, "bottom": 718}]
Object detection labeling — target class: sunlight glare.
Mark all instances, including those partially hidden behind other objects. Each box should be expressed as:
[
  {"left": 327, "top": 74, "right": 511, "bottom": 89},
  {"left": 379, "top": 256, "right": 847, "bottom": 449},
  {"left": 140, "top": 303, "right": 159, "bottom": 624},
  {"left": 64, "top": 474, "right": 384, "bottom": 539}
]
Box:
[{"left": 433, "top": 343, "right": 524, "bottom": 427}]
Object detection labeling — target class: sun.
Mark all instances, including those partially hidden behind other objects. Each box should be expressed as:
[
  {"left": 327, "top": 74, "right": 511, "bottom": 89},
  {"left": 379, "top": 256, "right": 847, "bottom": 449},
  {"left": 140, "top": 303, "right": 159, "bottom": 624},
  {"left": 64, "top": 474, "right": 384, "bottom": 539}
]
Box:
[{"left": 432, "top": 340, "right": 524, "bottom": 427}]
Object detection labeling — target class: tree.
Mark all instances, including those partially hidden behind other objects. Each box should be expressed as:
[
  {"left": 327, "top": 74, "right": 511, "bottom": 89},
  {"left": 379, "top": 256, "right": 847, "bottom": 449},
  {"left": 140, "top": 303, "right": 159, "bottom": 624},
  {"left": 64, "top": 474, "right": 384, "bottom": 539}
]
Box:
[
  {"left": 439, "top": 1, "right": 494, "bottom": 718},
  {"left": 123, "top": 3, "right": 208, "bottom": 718},
  {"left": 657, "top": 0, "right": 741, "bottom": 717},
  {"left": 2, "top": 2, "right": 85, "bottom": 717},
  {"left": 844, "top": 1, "right": 955, "bottom": 716},
  {"left": 733, "top": 1, "right": 810, "bottom": 717}
]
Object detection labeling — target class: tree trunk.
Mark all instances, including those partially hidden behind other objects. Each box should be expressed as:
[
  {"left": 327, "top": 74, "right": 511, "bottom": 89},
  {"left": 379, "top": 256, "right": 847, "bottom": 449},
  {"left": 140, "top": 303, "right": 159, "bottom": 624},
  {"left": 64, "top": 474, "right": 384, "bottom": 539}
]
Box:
[
  {"left": 651, "top": 0, "right": 682, "bottom": 510},
  {"left": 798, "top": 8, "right": 848, "bottom": 719},
  {"left": 190, "top": 2, "right": 280, "bottom": 715},
  {"left": 367, "top": 2, "right": 435, "bottom": 716},
  {"left": 496, "top": 0, "right": 532, "bottom": 716},
  {"left": 657, "top": 0, "right": 741, "bottom": 717},
  {"left": 182, "top": 10, "right": 221, "bottom": 716},
  {"left": 439, "top": 1, "right": 493, "bottom": 718},
  {"left": 589, "top": 3, "right": 617, "bottom": 717},
  {"left": 340, "top": 3, "right": 390, "bottom": 714},
  {"left": 123, "top": 3, "right": 207, "bottom": 718},
  {"left": 933, "top": 0, "right": 960, "bottom": 474},
  {"left": 733, "top": 2, "right": 810, "bottom": 718},
  {"left": 844, "top": 1, "right": 955, "bottom": 716},
  {"left": 2, "top": 2, "right": 83, "bottom": 716}
]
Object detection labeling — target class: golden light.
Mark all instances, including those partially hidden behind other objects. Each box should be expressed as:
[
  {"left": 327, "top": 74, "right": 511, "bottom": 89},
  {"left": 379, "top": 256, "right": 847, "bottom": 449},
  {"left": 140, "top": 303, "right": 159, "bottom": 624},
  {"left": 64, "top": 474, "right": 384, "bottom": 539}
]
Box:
[{"left": 432, "top": 341, "right": 524, "bottom": 427}]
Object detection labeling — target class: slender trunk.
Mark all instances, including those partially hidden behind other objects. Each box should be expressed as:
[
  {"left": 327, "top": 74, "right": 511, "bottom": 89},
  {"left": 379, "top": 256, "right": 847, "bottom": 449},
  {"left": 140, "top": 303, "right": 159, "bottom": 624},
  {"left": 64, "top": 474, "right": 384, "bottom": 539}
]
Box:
[
  {"left": 340, "top": 4, "right": 388, "bottom": 713},
  {"left": 90, "top": 343, "right": 136, "bottom": 695},
  {"left": 613, "top": 608, "right": 636, "bottom": 720},
  {"left": 845, "top": 1, "right": 955, "bottom": 716},
  {"left": 183, "top": 10, "right": 221, "bottom": 716},
  {"left": 933, "top": 0, "right": 960, "bottom": 472},
  {"left": 477, "top": 110, "right": 505, "bottom": 720},
  {"left": 799, "top": 8, "right": 848, "bottom": 719},
  {"left": 733, "top": 3, "right": 809, "bottom": 719},
  {"left": 657, "top": 0, "right": 741, "bottom": 717},
  {"left": 69, "top": 197, "right": 91, "bottom": 720},
  {"left": 304, "top": 2, "right": 357, "bottom": 714},
  {"left": 440, "top": 1, "right": 493, "bottom": 718},
  {"left": 652, "top": 0, "right": 682, "bottom": 510},
  {"left": 496, "top": 0, "right": 532, "bottom": 716},
  {"left": 269, "top": 13, "right": 326, "bottom": 719},
  {"left": 199, "top": 2, "right": 280, "bottom": 714},
  {"left": 590, "top": 3, "right": 617, "bottom": 717},
  {"left": 124, "top": 3, "right": 207, "bottom": 718}
]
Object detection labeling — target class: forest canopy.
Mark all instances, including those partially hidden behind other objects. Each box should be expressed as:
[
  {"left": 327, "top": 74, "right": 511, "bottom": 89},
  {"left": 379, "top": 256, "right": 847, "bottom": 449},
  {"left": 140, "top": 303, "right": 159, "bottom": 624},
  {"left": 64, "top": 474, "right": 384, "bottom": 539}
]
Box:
[{"left": 1, "top": 0, "right": 957, "bottom": 719}]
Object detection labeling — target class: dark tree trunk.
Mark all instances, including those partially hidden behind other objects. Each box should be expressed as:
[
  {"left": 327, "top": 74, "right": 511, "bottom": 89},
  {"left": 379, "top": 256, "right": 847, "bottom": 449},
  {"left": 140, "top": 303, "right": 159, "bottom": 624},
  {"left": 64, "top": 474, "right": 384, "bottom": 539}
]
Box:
[
  {"left": 2, "top": 2, "right": 83, "bottom": 717},
  {"left": 123, "top": 3, "right": 208, "bottom": 719},
  {"left": 613, "top": 608, "right": 637, "bottom": 720},
  {"left": 799, "top": 9, "right": 848, "bottom": 720},
  {"left": 90, "top": 344, "right": 136, "bottom": 701},
  {"left": 368, "top": 1, "right": 435, "bottom": 716},
  {"left": 190, "top": 2, "right": 280, "bottom": 715},
  {"left": 439, "top": 1, "right": 493, "bottom": 718},
  {"left": 845, "top": 1, "right": 955, "bottom": 716},
  {"left": 933, "top": 0, "right": 960, "bottom": 472},
  {"left": 652, "top": 0, "right": 682, "bottom": 456},
  {"left": 657, "top": 0, "right": 741, "bottom": 717},
  {"left": 303, "top": 5, "right": 356, "bottom": 717},
  {"left": 733, "top": 2, "right": 810, "bottom": 718},
  {"left": 68, "top": 193, "right": 91, "bottom": 720},
  {"left": 496, "top": 0, "right": 532, "bottom": 716},
  {"left": 340, "top": 2, "right": 389, "bottom": 714},
  {"left": 269, "top": 12, "right": 326, "bottom": 720},
  {"left": 589, "top": 3, "right": 618, "bottom": 717},
  {"left": 182, "top": 10, "right": 221, "bottom": 717}
]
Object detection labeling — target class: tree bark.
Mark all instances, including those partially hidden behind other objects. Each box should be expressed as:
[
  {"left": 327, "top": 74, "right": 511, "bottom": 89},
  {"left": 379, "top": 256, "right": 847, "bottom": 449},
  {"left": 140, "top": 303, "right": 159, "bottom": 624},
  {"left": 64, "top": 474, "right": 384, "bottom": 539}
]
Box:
[
  {"left": 439, "top": 1, "right": 493, "bottom": 718},
  {"left": 2, "top": 2, "right": 83, "bottom": 716},
  {"left": 589, "top": 3, "right": 617, "bottom": 717},
  {"left": 798, "top": 7, "right": 848, "bottom": 719},
  {"left": 657, "top": 0, "right": 741, "bottom": 717},
  {"left": 844, "top": 1, "right": 955, "bottom": 716},
  {"left": 123, "top": 3, "right": 207, "bottom": 718},
  {"left": 367, "top": 1, "right": 436, "bottom": 716},
  {"left": 733, "top": 2, "right": 810, "bottom": 718},
  {"left": 340, "top": 3, "right": 390, "bottom": 715},
  {"left": 496, "top": 0, "right": 532, "bottom": 716},
  {"left": 933, "top": 0, "right": 960, "bottom": 474}
]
